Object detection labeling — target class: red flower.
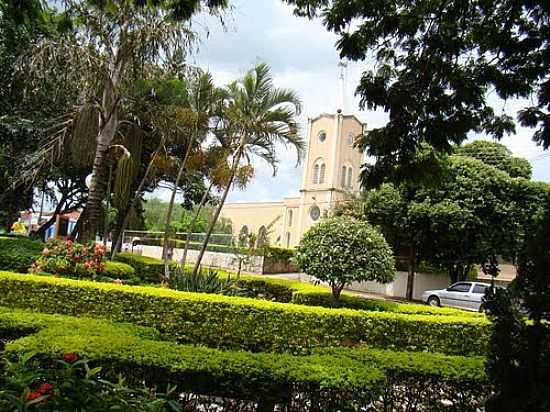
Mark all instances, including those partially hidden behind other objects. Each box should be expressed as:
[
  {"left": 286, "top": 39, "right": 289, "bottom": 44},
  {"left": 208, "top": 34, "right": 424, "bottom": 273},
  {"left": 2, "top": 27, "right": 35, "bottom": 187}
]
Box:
[
  {"left": 42, "top": 247, "right": 51, "bottom": 257},
  {"left": 26, "top": 390, "right": 43, "bottom": 401},
  {"left": 63, "top": 352, "right": 78, "bottom": 363},
  {"left": 38, "top": 383, "right": 54, "bottom": 394}
]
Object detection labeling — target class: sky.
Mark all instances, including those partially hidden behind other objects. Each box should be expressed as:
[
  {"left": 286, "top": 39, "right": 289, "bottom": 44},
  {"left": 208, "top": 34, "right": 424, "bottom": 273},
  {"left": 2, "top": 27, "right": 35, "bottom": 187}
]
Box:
[{"left": 156, "top": 0, "right": 550, "bottom": 203}]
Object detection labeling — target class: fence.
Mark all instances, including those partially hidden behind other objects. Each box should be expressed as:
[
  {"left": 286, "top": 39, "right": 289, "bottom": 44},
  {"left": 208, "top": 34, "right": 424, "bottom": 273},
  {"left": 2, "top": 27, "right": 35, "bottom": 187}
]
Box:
[{"left": 120, "top": 230, "right": 235, "bottom": 249}]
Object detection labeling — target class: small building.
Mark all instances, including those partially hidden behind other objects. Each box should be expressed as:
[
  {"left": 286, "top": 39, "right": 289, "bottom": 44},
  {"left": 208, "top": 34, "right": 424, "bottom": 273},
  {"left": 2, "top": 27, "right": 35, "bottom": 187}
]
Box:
[{"left": 20, "top": 211, "right": 80, "bottom": 241}]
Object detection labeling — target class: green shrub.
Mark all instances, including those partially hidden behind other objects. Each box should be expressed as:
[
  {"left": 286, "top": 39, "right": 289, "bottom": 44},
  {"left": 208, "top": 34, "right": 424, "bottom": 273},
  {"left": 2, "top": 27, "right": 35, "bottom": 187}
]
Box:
[
  {"left": 103, "top": 261, "right": 136, "bottom": 279},
  {"left": 113, "top": 253, "right": 177, "bottom": 283},
  {"left": 0, "top": 236, "right": 44, "bottom": 273},
  {"left": 263, "top": 246, "right": 294, "bottom": 260},
  {"left": 296, "top": 217, "right": 396, "bottom": 303},
  {"left": 125, "top": 253, "right": 478, "bottom": 317},
  {"left": 0, "top": 271, "right": 489, "bottom": 355},
  {"left": 1, "top": 307, "right": 490, "bottom": 411}
]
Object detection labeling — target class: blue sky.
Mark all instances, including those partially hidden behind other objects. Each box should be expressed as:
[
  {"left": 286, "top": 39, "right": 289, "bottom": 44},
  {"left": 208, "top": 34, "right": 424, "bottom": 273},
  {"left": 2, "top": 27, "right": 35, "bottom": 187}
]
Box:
[{"left": 159, "top": 0, "right": 550, "bottom": 203}]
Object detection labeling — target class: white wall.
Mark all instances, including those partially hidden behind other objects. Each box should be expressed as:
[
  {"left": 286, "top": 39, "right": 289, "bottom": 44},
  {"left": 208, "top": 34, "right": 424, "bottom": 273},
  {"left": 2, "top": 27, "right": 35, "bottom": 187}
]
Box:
[
  {"left": 347, "top": 271, "right": 451, "bottom": 301},
  {"left": 141, "top": 245, "right": 265, "bottom": 274}
]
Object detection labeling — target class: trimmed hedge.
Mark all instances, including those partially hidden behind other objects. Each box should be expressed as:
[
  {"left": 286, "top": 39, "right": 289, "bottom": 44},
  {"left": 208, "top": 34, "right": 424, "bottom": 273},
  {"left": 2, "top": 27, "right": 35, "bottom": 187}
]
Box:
[
  {"left": 117, "top": 252, "right": 481, "bottom": 317},
  {"left": 0, "top": 236, "right": 44, "bottom": 272},
  {"left": 113, "top": 253, "right": 177, "bottom": 283},
  {"left": 1, "top": 307, "right": 490, "bottom": 411},
  {"left": 103, "top": 261, "right": 136, "bottom": 279},
  {"left": 0, "top": 272, "right": 488, "bottom": 355}
]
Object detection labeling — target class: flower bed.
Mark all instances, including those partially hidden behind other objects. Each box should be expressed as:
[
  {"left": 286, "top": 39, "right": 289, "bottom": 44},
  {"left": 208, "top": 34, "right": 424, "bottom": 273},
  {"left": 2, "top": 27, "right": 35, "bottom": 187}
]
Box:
[{"left": 0, "top": 272, "right": 488, "bottom": 355}]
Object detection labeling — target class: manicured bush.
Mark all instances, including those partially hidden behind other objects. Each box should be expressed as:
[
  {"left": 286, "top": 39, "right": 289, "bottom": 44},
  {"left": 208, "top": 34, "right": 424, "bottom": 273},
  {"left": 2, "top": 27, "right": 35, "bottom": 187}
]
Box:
[
  {"left": 122, "top": 253, "right": 479, "bottom": 317},
  {"left": 0, "top": 272, "right": 489, "bottom": 355},
  {"left": 296, "top": 217, "right": 396, "bottom": 302},
  {"left": 30, "top": 239, "right": 106, "bottom": 278},
  {"left": 0, "top": 236, "right": 44, "bottom": 272},
  {"left": 1, "top": 308, "right": 490, "bottom": 411},
  {"left": 113, "top": 252, "right": 177, "bottom": 283},
  {"left": 103, "top": 261, "right": 136, "bottom": 279},
  {"left": 262, "top": 246, "right": 294, "bottom": 260}
]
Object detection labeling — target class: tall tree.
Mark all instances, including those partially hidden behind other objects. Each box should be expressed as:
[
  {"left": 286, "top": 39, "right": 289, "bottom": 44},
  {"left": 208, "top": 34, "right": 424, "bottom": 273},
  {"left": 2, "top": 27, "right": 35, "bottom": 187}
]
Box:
[
  {"left": 284, "top": 0, "right": 549, "bottom": 186},
  {"left": 485, "top": 188, "right": 550, "bottom": 412},
  {"left": 18, "top": 0, "right": 228, "bottom": 241},
  {"left": 192, "top": 63, "right": 304, "bottom": 275}
]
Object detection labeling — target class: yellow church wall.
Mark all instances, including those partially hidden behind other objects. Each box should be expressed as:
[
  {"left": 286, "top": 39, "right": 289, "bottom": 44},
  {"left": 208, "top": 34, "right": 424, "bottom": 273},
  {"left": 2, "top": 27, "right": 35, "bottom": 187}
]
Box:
[{"left": 219, "top": 201, "right": 285, "bottom": 245}]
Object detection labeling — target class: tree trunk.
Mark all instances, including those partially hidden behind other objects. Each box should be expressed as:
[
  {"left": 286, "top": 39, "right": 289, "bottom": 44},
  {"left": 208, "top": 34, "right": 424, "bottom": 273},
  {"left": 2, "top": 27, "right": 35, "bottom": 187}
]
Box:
[
  {"left": 192, "top": 147, "right": 242, "bottom": 276},
  {"left": 111, "top": 143, "right": 163, "bottom": 260},
  {"left": 162, "top": 140, "right": 194, "bottom": 279},
  {"left": 406, "top": 245, "right": 416, "bottom": 301},
  {"left": 180, "top": 181, "right": 213, "bottom": 267},
  {"left": 77, "top": 45, "right": 125, "bottom": 242},
  {"left": 331, "top": 283, "right": 344, "bottom": 307}
]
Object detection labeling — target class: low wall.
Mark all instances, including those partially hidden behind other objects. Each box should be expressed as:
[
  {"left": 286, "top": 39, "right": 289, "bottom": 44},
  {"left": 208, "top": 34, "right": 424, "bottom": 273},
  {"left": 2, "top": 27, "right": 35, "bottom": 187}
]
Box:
[
  {"left": 347, "top": 272, "right": 451, "bottom": 301},
  {"left": 141, "top": 245, "right": 265, "bottom": 274}
]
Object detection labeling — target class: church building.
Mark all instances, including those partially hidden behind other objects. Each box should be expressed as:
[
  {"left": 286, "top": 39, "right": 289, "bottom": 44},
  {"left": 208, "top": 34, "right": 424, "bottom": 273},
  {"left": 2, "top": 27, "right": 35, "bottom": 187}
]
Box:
[{"left": 220, "top": 109, "right": 365, "bottom": 248}]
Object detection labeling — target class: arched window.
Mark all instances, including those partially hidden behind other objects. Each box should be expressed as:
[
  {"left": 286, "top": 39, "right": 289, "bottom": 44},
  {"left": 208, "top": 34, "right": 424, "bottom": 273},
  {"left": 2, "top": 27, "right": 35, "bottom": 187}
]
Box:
[
  {"left": 346, "top": 167, "right": 353, "bottom": 188},
  {"left": 286, "top": 232, "right": 291, "bottom": 247},
  {"left": 341, "top": 166, "right": 347, "bottom": 187},
  {"left": 313, "top": 164, "right": 319, "bottom": 184},
  {"left": 287, "top": 210, "right": 293, "bottom": 227},
  {"left": 257, "top": 226, "right": 268, "bottom": 248},
  {"left": 312, "top": 158, "right": 325, "bottom": 184}
]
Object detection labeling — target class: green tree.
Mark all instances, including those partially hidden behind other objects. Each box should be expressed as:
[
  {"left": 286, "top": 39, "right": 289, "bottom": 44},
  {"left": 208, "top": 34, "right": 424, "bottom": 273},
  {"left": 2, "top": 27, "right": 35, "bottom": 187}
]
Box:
[
  {"left": 485, "top": 189, "right": 550, "bottom": 412},
  {"left": 284, "top": 0, "right": 549, "bottom": 186},
  {"left": 340, "top": 149, "right": 543, "bottom": 291},
  {"left": 19, "top": 0, "right": 228, "bottom": 242},
  {"left": 456, "top": 141, "right": 532, "bottom": 179},
  {"left": 192, "top": 63, "right": 304, "bottom": 275},
  {"left": 295, "top": 216, "right": 395, "bottom": 304}
]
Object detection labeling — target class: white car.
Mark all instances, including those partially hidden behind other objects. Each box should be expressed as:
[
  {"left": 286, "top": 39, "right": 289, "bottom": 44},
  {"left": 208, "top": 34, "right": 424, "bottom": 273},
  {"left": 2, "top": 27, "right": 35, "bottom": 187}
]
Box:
[{"left": 422, "top": 281, "right": 491, "bottom": 312}]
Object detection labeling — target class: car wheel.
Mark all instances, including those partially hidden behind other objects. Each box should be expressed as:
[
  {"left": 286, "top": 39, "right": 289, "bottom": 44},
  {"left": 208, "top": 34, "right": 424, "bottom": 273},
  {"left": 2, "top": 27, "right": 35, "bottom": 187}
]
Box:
[{"left": 427, "top": 296, "right": 440, "bottom": 307}]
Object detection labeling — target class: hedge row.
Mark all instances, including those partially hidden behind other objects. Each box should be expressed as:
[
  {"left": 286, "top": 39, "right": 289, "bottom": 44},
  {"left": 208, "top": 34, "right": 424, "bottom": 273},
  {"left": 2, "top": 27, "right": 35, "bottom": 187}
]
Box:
[
  {"left": 1, "top": 307, "right": 490, "bottom": 411},
  {"left": 116, "top": 252, "right": 480, "bottom": 317},
  {"left": 0, "top": 236, "right": 44, "bottom": 272},
  {"left": 113, "top": 253, "right": 177, "bottom": 283},
  {"left": 0, "top": 272, "right": 488, "bottom": 355}
]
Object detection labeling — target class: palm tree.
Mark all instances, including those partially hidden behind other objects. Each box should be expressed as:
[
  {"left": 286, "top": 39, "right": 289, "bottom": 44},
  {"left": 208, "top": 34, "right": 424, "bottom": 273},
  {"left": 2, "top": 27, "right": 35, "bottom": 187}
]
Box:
[
  {"left": 161, "top": 72, "right": 221, "bottom": 278},
  {"left": 14, "top": 0, "right": 228, "bottom": 242},
  {"left": 192, "top": 63, "right": 304, "bottom": 275}
]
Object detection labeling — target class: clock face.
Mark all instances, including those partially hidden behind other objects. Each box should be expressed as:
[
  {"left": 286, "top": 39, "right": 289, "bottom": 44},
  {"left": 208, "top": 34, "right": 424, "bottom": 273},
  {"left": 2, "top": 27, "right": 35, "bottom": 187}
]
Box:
[
  {"left": 347, "top": 132, "right": 354, "bottom": 146},
  {"left": 318, "top": 131, "right": 327, "bottom": 143},
  {"left": 309, "top": 206, "right": 321, "bottom": 221}
]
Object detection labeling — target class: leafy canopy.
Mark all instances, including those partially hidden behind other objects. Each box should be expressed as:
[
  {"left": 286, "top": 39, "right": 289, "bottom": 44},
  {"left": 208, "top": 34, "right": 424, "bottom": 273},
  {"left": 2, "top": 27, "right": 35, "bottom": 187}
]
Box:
[
  {"left": 295, "top": 216, "right": 395, "bottom": 301},
  {"left": 284, "top": 0, "right": 550, "bottom": 186}
]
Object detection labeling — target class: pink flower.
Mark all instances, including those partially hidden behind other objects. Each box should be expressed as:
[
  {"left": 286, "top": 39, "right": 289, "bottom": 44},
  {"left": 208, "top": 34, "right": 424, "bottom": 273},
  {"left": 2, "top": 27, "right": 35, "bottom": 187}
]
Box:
[
  {"left": 63, "top": 352, "right": 78, "bottom": 363},
  {"left": 94, "top": 244, "right": 106, "bottom": 257}
]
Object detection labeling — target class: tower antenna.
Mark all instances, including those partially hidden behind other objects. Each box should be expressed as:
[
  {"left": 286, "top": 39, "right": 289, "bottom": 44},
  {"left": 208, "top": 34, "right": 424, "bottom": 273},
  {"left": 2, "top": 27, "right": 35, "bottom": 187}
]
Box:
[{"left": 336, "top": 60, "right": 348, "bottom": 114}]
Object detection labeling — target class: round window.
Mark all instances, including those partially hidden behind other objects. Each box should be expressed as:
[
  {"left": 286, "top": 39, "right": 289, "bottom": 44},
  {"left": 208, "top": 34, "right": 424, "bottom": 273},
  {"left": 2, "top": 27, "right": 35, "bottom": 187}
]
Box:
[
  {"left": 347, "top": 132, "right": 354, "bottom": 146},
  {"left": 309, "top": 206, "right": 321, "bottom": 221},
  {"left": 318, "top": 131, "right": 327, "bottom": 143}
]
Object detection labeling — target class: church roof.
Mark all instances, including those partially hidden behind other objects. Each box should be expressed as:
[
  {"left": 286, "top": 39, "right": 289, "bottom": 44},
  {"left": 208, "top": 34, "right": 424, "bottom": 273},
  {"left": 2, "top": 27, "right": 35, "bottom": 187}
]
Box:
[{"left": 309, "top": 112, "right": 364, "bottom": 126}]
